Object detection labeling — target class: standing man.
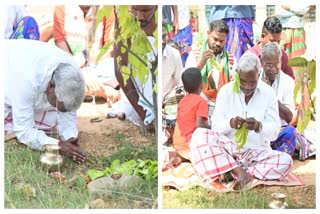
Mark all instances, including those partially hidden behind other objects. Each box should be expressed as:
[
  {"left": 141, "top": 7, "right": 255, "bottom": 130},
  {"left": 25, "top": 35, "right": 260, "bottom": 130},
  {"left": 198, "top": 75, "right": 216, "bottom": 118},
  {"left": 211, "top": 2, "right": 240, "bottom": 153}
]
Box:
[{"left": 4, "top": 40, "right": 86, "bottom": 163}]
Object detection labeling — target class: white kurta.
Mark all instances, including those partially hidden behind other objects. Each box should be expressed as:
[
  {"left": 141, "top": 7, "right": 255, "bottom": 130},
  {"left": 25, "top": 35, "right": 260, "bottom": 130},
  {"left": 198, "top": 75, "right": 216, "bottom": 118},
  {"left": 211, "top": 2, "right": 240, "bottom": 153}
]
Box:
[
  {"left": 4, "top": 39, "right": 80, "bottom": 149},
  {"left": 211, "top": 80, "right": 281, "bottom": 150},
  {"left": 162, "top": 44, "right": 183, "bottom": 98},
  {"left": 260, "top": 69, "right": 295, "bottom": 125}
]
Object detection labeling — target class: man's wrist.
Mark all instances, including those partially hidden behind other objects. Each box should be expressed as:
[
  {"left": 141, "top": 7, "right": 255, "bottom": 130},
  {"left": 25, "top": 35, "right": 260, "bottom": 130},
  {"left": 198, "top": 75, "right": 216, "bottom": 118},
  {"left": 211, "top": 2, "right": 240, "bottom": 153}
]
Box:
[{"left": 255, "top": 121, "right": 262, "bottom": 133}]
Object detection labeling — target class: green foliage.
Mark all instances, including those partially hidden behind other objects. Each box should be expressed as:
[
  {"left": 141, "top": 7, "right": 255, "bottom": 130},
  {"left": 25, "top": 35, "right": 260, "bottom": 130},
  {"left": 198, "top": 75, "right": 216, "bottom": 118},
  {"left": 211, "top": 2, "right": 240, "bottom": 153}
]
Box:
[
  {"left": 87, "top": 159, "right": 158, "bottom": 181},
  {"left": 289, "top": 57, "right": 316, "bottom": 134},
  {"left": 233, "top": 72, "right": 240, "bottom": 94},
  {"left": 95, "top": 41, "right": 113, "bottom": 64},
  {"left": 95, "top": 5, "right": 112, "bottom": 30},
  {"left": 234, "top": 123, "right": 248, "bottom": 150},
  {"left": 210, "top": 57, "right": 221, "bottom": 71}
]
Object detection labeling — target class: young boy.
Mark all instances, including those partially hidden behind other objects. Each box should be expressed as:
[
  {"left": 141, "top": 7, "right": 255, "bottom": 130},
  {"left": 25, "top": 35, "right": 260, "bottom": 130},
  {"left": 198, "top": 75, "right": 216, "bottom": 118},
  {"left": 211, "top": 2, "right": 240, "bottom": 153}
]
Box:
[{"left": 172, "top": 67, "right": 210, "bottom": 165}]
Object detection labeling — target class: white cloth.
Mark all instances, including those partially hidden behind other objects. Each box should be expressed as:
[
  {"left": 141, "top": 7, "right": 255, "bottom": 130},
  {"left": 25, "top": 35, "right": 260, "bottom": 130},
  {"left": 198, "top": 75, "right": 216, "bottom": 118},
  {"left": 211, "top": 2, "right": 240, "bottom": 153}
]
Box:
[
  {"left": 4, "top": 5, "right": 28, "bottom": 39},
  {"left": 4, "top": 40, "right": 80, "bottom": 149},
  {"left": 260, "top": 70, "right": 295, "bottom": 125},
  {"left": 275, "top": 6, "right": 310, "bottom": 28},
  {"left": 211, "top": 80, "right": 281, "bottom": 150},
  {"left": 162, "top": 45, "right": 184, "bottom": 98},
  {"left": 177, "top": 5, "right": 190, "bottom": 30}
]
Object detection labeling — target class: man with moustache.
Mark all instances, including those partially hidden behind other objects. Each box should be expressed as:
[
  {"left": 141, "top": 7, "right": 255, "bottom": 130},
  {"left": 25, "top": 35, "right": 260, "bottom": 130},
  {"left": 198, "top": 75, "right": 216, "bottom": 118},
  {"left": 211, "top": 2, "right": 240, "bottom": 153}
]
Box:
[
  {"left": 189, "top": 53, "right": 292, "bottom": 190},
  {"left": 113, "top": 5, "right": 157, "bottom": 134},
  {"left": 196, "top": 20, "right": 236, "bottom": 123}
]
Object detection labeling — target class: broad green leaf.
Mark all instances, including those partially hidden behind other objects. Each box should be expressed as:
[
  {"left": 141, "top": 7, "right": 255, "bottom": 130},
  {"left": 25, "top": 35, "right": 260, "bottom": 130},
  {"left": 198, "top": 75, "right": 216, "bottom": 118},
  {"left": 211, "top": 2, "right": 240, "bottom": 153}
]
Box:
[
  {"left": 95, "top": 41, "right": 113, "bottom": 64},
  {"left": 87, "top": 169, "right": 105, "bottom": 181},
  {"left": 234, "top": 123, "right": 248, "bottom": 150},
  {"left": 96, "top": 6, "right": 113, "bottom": 30},
  {"left": 293, "top": 82, "right": 301, "bottom": 103},
  {"left": 288, "top": 57, "right": 307, "bottom": 67},
  {"left": 233, "top": 72, "right": 240, "bottom": 94},
  {"left": 297, "top": 107, "right": 312, "bottom": 134},
  {"left": 109, "top": 159, "right": 121, "bottom": 174},
  {"left": 210, "top": 57, "right": 221, "bottom": 71},
  {"left": 308, "top": 60, "right": 316, "bottom": 95}
]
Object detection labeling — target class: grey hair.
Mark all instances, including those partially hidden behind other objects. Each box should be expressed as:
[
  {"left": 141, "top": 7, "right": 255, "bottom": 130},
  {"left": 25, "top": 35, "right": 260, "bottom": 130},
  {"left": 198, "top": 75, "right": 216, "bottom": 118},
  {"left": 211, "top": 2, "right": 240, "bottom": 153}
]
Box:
[
  {"left": 53, "top": 63, "right": 85, "bottom": 112},
  {"left": 237, "top": 53, "right": 261, "bottom": 73},
  {"left": 261, "top": 42, "right": 282, "bottom": 60}
]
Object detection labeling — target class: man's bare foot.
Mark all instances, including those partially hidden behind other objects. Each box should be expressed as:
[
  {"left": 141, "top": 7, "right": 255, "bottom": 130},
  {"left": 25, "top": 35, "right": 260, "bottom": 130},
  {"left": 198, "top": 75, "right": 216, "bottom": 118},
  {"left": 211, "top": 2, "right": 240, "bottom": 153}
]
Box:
[
  {"left": 232, "top": 167, "right": 251, "bottom": 190},
  {"left": 219, "top": 172, "right": 234, "bottom": 183},
  {"left": 169, "top": 153, "right": 188, "bottom": 166}
]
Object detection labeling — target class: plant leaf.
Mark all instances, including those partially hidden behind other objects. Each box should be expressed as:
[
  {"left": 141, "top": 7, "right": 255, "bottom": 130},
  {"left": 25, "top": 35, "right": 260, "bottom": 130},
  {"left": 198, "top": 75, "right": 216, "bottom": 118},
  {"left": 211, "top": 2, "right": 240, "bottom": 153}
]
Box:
[
  {"left": 87, "top": 169, "right": 105, "bottom": 181},
  {"left": 95, "top": 41, "right": 113, "bottom": 64},
  {"left": 288, "top": 57, "right": 308, "bottom": 67}
]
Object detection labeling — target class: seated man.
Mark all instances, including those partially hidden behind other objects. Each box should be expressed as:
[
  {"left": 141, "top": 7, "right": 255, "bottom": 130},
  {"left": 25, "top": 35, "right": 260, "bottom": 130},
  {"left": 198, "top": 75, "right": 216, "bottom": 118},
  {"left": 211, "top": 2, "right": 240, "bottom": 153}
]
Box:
[
  {"left": 260, "top": 42, "right": 296, "bottom": 155},
  {"left": 4, "top": 39, "right": 86, "bottom": 164},
  {"left": 196, "top": 20, "right": 237, "bottom": 124},
  {"left": 247, "top": 16, "right": 294, "bottom": 79},
  {"left": 189, "top": 53, "right": 293, "bottom": 190}
]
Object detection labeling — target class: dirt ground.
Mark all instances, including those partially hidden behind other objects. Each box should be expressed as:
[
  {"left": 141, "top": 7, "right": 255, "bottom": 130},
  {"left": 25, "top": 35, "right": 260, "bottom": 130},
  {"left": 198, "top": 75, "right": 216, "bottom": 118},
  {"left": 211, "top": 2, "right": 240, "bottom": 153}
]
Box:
[{"left": 77, "top": 101, "right": 151, "bottom": 156}]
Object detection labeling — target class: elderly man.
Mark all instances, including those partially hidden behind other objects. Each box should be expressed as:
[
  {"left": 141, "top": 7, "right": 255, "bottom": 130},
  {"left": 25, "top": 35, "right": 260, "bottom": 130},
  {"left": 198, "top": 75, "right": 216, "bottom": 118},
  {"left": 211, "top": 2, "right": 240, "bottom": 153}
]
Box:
[
  {"left": 113, "top": 5, "right": 157, "bottom": 134},
  {"left": 247, "top": 16, "right": 294, "bottom": 79},
  {"left": 260, "top": 42, "right": 296, "bottom": 155},
  {"left": 189, "top": 53, "right": 292, "bottom": 190},
  {"left": 4, "top": 39, "right": 86, "bottom": 163}
]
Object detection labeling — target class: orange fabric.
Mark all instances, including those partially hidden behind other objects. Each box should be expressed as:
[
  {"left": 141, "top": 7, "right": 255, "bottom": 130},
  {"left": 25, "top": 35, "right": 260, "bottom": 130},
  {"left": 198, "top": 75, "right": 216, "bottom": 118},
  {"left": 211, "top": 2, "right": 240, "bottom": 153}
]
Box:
[
  {"left": 53, "top": 5, "right": 66, "bottom": 44},
  {"left": 173, "top": 94, "right": 208, "bottom": 159}
]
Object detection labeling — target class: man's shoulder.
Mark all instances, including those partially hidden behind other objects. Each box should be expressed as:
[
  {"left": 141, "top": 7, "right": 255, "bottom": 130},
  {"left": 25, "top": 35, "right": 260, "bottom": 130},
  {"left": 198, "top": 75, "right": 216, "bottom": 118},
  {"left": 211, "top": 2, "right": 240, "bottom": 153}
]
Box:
[
  {"left": 246, "top": 44, "right": 261, "bottom": 57},
  {"left": 164, "top": 45, "right": 180, "bottom": 58}
]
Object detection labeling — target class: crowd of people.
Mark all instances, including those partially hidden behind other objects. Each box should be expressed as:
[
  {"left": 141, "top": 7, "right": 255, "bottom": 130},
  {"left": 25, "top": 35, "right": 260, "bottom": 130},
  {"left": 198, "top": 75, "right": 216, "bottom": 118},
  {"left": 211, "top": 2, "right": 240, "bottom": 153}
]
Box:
[{"left": 162, "top": 5, "right": 316, "bottom": 190}]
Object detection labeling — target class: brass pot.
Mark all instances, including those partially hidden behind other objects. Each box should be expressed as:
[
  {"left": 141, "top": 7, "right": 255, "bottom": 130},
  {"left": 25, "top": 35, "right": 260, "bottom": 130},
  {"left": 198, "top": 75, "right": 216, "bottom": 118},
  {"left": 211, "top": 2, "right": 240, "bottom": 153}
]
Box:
[
  {"left": 269, "top": 193, "right": 288, "bottom": 209},
  {"left": 40, "top": 144, "right": 64, "bottom": 172}
]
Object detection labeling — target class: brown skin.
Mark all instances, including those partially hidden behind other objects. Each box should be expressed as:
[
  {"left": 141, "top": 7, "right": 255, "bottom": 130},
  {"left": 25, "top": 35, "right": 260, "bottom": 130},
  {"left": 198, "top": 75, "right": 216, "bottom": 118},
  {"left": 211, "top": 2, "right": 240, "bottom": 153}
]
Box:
[
  {"left": 171, "top": 5, "right": 179, "bottom": 35},
  {"left": 230, "top": 70, "right": 262, "bottom": 131},
  {"left": 197, "top": 31, "right": 227, "bottom": 70},
  {"left": 262, "top": 55, "right": 293, "bottom": 123},
  {"left": 260, "top": 32, "right": 282, "bottom": 47},
  {"left": 46, "top": 80, "right": 86, "bottom": 163},
  {"left": 114, "top": 5, "right": 157, "bottom": 133}
]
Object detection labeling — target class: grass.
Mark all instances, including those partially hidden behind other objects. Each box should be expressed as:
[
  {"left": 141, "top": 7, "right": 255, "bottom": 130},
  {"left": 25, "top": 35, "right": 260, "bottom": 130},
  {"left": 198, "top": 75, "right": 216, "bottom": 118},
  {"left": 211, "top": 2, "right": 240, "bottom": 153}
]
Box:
[
  {"left": 162, "top": 185, "right": 316, "bottom": 209},
  {"left": 4, "top": 131, "right": 158, "bottom": 209}
]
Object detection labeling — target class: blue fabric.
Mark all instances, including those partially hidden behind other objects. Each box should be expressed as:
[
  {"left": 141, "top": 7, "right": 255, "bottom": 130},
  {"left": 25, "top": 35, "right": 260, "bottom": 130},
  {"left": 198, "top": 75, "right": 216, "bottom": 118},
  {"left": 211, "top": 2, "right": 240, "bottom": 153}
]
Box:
[
  {"left": 223, "top": 18, "right": 254, "bottom": 60},
  {"left": 10, "top": 16, "right": 40, "bottom": 40},
  {"left": 173, "top": 25, "right": 193, "bottom": 67},
  {"left": 271, "top": 125, "right": 297, "bottom": 156},
  {"left": 209, "top": 5, "right": 255, "bottom": 21}
]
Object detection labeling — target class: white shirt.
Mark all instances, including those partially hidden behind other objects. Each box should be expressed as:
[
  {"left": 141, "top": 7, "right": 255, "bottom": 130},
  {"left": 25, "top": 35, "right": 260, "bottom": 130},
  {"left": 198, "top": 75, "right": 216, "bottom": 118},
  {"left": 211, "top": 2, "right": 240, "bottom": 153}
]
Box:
[
  {"left": 4, "top": 5, "right": 28, "bottom": 39},
  {"left": 211, "top": 80, "right": 281, "bottom": 150},
  {"left": 260, "top": 70, "right": 295, "bottom": 125},
  {"left": 4, "top": 40, "right": 80, "bottom": 149},
  {"left": 162, "top": 45, "right": 184, "bottom": 98}
]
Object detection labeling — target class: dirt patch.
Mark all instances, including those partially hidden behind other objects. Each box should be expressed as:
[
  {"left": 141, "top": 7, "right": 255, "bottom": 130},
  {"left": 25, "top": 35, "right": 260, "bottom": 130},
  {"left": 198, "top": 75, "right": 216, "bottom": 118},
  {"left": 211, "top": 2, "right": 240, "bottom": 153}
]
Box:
[{"left": 77, "top": 102, "right": 152, "bottom": 153}]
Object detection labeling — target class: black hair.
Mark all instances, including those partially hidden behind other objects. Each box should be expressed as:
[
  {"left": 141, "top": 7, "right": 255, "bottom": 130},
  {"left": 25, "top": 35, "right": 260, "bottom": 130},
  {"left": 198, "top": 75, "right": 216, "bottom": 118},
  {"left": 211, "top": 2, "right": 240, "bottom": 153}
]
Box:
[
  {"left": 262, "top": 16, "right": 282, "bottom": 35},
  {"left": 209, "top": 19, "right": 229, "bottom": 35},
  {"left": 182, "top": 67, "right": 202, "bottom": 93}
]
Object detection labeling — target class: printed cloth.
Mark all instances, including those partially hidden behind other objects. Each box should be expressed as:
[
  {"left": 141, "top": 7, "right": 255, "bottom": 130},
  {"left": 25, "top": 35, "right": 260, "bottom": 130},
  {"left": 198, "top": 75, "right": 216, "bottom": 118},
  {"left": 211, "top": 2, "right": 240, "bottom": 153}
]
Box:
[
  {"left": 224, "top": 18, "right": 254, "bottom": 60},
  {"left": 190, "top": 128, "right": 293, "bottom": 183},
  {"left": 10, "top": 16, "right": 40, "bottom": 40}
]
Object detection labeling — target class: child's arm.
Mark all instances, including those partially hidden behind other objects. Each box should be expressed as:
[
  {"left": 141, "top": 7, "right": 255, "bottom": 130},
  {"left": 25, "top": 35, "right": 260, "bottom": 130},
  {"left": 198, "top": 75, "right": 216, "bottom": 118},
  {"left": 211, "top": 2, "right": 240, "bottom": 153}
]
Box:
[{"left": 196, "top": 116, "right": 210, "bottom": 129}]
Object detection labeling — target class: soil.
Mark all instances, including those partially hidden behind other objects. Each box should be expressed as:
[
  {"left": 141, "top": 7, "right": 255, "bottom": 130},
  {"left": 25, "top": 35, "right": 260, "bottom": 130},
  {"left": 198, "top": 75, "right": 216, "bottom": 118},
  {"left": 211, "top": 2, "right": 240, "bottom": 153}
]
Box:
[{"left": 77, "top": 101, "right": 152, "bottom": 151}]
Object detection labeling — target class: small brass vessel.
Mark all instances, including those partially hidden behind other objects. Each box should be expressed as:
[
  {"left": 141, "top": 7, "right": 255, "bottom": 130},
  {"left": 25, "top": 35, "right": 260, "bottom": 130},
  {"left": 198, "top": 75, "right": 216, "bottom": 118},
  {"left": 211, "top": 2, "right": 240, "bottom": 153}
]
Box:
[
  {"left": 40, "top": 144, "right": 64, "bottom": 172},
  {"left": 269, "top": 193, "right": 288, "bottom": 209}
]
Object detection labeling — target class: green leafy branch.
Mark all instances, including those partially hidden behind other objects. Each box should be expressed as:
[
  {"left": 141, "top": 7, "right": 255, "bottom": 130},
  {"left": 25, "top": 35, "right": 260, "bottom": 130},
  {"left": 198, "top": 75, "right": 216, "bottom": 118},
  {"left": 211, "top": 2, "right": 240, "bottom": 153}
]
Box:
[{"left": 87, "top": 159, "right": 158, "bottom": 181}]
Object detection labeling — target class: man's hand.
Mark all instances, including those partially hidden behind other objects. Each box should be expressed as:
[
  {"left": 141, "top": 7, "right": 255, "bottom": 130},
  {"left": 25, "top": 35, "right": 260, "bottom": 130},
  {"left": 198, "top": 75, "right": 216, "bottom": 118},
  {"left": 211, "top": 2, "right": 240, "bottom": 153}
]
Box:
[
  {"left": 59, "top": 138, "right": 86, "bottom": 164},
  {"left": 245, "top": 117, "right": 261, "bottom": 131},
  {"left": 198, "top": 49, "right": 214, "bottom": 69},
  {"left": 230, "top": 116, "right": 246, "bottom": 129}
]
